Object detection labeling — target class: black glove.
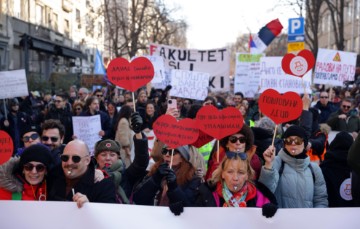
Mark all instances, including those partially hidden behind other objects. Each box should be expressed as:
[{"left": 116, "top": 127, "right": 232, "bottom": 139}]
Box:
[
  {"left": 262, "top": 203, "right": 278, "bottom": 218},
  {"left": 152, "top": 163, "right": 169, "bottom": 185},
  {"left": 131, "top": 112, "right": 143, "bottom": 134},
  {"left": 166, "top": 168, "right": 177, "bottom": 191},
  {"left": 169, "top": 201, "right": 184, "bottom": 216}
]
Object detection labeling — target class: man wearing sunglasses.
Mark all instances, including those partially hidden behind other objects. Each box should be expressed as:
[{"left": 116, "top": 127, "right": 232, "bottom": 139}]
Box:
[
  {"left": 48, "top": 139, "right": 116, "bottom": 207},
  {"left": 41, "top": 119, "right": 66, "bottom": 166},
  {"left": 15, "top": 125, "right": 41, "bottom": 156},
  {"left": 313, "top": 91, "right": 338, "bottom": 123},
  {"left": 327, "top": 98, "right": 360, "bottom": 138}
]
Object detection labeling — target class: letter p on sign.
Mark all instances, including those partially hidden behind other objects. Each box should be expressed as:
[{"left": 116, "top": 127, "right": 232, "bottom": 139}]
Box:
[{"left": 288, "top": 18, "right": 304, "bottom": 35}]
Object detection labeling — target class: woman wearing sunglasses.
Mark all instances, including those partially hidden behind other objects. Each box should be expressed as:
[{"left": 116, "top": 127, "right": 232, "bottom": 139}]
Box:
[
  {"left": 0, "top": 144, "right": 53, "bottom": 200},
  {"left": 259, "top": 125, "right": 328, "bottom": 208},
  {"left": 195, "top": 151, "right": 278, "bottom": 218},
  {"left": 132, "top": 145, "right": 202, "bottom": 216},
  {"left": 205, "top": 125, "right": 261, "bottom": 181}
]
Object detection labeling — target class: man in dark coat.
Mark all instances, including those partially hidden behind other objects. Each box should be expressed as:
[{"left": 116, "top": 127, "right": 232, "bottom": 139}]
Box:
[
  {"left": 313, "top": 91, "right": 338, "bottom": 123},
  {"left": 48, "top": 139, "right": 116, "bottom": 207}
]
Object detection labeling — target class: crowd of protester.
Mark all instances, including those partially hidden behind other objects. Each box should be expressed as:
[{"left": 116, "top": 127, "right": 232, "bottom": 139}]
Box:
[{"left": 1, "top": 83, "right": 360, "bottom": 218}]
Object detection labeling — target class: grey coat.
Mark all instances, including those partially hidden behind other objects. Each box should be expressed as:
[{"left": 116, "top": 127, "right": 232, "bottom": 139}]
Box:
[{"left": 258, "top": 149, "right": 328, "bottom": 208}]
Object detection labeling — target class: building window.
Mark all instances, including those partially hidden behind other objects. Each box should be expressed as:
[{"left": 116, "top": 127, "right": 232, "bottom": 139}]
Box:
[
  {"left": 98, "top": 22, "right": 102, "bottom": 38},
  {"left": 76, "top": 9, "right": 81, "bottom": 23},
  {"left": 64, "top": 19, "right": 70, "bottom": 37},
  {"left": 53, "top": 13, "right": 58, "bottom": 31},
  {"left": 13, "top": 0, "right": 21, "bottom": 18},
  {"left": 35, "top": 4, "right": 44, "bottom": 25}
]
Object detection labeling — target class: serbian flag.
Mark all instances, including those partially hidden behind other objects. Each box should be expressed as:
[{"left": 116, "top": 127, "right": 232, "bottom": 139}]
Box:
[{"left": 251, "top": 19, "right": 283, "bottom": 54}]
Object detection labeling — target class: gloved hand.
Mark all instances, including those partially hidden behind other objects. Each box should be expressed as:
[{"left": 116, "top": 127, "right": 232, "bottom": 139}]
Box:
[
  {"left": 262, "top": 203, "right": 278, "bottom": 218},
  {"left": 131, "top": 112, "right": 143, "bottom": 134},
  {"left": 152, "top": 163, "right": 169, "bottom": 185},
  {"left": 165, "top": 168, "right": 177, "bottom": 191},
  {"left": 169, "top": 201, "right": 184, "bottom": 216}
]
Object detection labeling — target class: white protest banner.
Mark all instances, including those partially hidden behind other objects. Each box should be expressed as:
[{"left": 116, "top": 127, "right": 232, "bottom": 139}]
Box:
[
  {"left": 144, "top": 55, "right": 166, "bottom": 84},
  {"left": 0, "top": 69, "right": 29, "bottom": 99},
  {"left": 314, "top": 48, "right": 357, "bottom": 86},
  {"left": 234, "top": 53, "right": 264, "bottom": 98},
  {"left": 149, "top": 43, "right": 230, "bottom": 92},
  {"left": 169, "top": 69, "right": 210, "bottom": 100},
  {"left": 0, "top": 201, "right": 358, "bottom": 229},
  {"left": 259, "top": 56, "right": 312, "bottom": 94},
  {"left": 72, "top": 115, "right": 102, "bottom": 155}
]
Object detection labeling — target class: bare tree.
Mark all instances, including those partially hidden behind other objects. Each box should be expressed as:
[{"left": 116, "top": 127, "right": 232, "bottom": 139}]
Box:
[
  {"left": 324, "top": 0, "right": 345, "bottom": 51},
  {"left": 101, "top": 0, "right": 187, "bottom": 58}
]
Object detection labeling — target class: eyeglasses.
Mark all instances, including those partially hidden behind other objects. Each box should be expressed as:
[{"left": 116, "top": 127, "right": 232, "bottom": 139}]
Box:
[
  {"left": 161, "top": 148, "right": 180, "bottom": 156},
  {"left": 228, "top": 136, "right": 246, "bottom": 144},
  {"left": 284, "top": 137, "right": 304, "bottom": 145},
  {"left": 60, "top": 154, "right": 87, "bottom": 163},
  {"left": 54, "top": 100, "right": 62, "bottom": 103},
  {"left": 320, "top": 96, "right": 328, "bottom": 99},
  {"left": 76, "top": 107, "right": 82, "bottom": 111},
  {"left": 23, "top": 163, "right": 46, "bottom": 172},
  {"left": 96, "top": 94, "right": 103, "bottom": 97},
  {"left": 41, "top": 136, "right": 59, "bottom": 142},
  {"left": 342, "top": 105, "right": 351, "bottom": 109},
  {"left": 22, "top": 133, "right": 39, "bottom": 142},
  {"left": 225, "top": 151, "right": 247, "bottom": 160}
]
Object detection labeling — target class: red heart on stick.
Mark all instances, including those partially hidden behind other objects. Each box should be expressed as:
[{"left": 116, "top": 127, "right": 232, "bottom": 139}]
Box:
[
  {"left": 196, "top": 105, "right": 244, "bottom": 140},
  {"left": 107, "top": 57, "right": 154, "bottom": 92},
  {"left": 281, "top": 49, "right": 315, "bottom": 77},
  {"left": 191, "top": 130, "right": 214, "bottom": 148},
  {"left": 153, "top": 115, "right": 199, "bottom": 149},
  {"left": 0, "top": 130, "right": 14, "bottom": 165},
  {"left": 259, "top": 89, "right": 303, "bottom": 124}
]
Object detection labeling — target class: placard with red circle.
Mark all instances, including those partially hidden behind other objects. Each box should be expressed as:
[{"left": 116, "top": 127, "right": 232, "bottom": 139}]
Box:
[
  {"left": 259, "top": 89, "right": 303, "bottom": 124},
  {"left": 106, "top": 57, "right": 154, "bottom": 92},
  {"left": 153, "top": 115, "right": 199, "bottom": 149},
  {"left": 281, "top": 49, "right": 315, "bottom": 77},
  {"left": 196, "top": 105, "right": 243, "bottom": 140},
  {"left": 0, "top": 130, "right": 14, "bottom": 165}
]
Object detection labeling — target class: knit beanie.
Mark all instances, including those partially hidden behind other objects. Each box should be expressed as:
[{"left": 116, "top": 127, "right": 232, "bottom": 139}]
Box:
[
  {"left": 163, "top": 145, "right": 190, "bottom": 162},
  {"left": 94, "top": 139, "right": 121, "bottom": 158},
  {"left": 20, "top": 124, "right": 41, "bottom": 137},
  {"left": 19, "top": 144, "right": 53, "bottom": 170},
  {"left": 282, "top": 125, "right": 308, "bottom": 147}
]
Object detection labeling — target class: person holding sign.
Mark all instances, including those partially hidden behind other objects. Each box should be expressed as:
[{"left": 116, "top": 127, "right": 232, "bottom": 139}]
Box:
[
  {"left": 0, "top": 144, "right": 53, "bottom": 200},
  {"left": 259, "top": 125, "right": 328, "bottom": 208},
  {"left": 132, "top": 145, "right": 202, "bottom": 216},
  {"left": 195, "top": 151, "right": 278, "bottom": 218}
]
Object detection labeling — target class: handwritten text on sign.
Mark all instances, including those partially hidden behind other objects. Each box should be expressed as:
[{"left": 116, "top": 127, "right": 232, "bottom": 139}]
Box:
[
  {"left": 170, "top": 69, "right": 210, "bottom": 100},
  {"left": 196, "top": 106, "right": 243, "bottom": 140},
  {"left": 0, "top": 69, "right": 29, "bottom": 99},
  {"left": 72, "top": 115, "right": 102, "bottom": 155},
  {"left": 0, "top": 130, "right": 14, "bottom": 165},
  {"left": 314, "top": 48, "right": 357, "bottom": 86},
  {"left": 149, "top": 43, "right": 230, "bottom": 92},
  {"left": 259, "top": 89, "right": 303, "bottom": 124},
  {"left": 153, "top": 115, "right": 199, "bottom": 149}
]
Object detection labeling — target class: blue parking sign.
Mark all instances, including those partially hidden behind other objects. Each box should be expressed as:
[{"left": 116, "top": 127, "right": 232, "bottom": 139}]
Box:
[{"left": 288, "top": 18, "right": 304, "bottom": 36}]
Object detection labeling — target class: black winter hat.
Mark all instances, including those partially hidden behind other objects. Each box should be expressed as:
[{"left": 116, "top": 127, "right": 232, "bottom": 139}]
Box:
[
  {"left": 282, "top": 125, "right": 308, "bottom": 147},
  {"left": 8, "top": 98, "right": 19, "bottom": 108},
  {"left": 20, "top": 124, "right": 41, "bottom": 137},
  {"left": 329, "top": 131, "right": 354, "bottom": 151},
  {"left": 94, "top": 139, "right": 121, "bottom": 158},
  {"left": 19, "top": 144, "right": 53, "bottom": 170}
]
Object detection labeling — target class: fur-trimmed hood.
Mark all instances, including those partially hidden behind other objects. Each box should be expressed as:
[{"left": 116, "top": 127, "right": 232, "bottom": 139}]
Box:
[{"left": 0, "top": 157, "right": 23, "bottom": 193}]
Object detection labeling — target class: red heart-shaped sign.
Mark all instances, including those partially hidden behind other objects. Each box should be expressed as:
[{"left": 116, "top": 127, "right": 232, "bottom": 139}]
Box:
[
  {"left": 259, "top": 89, "right": 303, "bottom": 124},
  {"left": 191, "top": 130, "right": 214, "bottom": 148},
  {"left": 196, "top": 105, "right": 244, "bottom": 140},
  {"left": 153, "top": 115, "right": 199, "bottom": 149},
  {"left": 107, "top": 57, "right": 154, "bottom": 92},
  {"left": 281, "top": 49, "right": 315, "bottom": 77},
  {"left": 0, "top": 130, "right": 14, "bottom": 165}
]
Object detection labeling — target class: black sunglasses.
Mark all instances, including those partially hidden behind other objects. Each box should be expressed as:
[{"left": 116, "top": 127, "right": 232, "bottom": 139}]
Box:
[
  {"left": 96, "top": 94, "right": 103, "bottom": 97},
  {"left": 60, "top": 154, "right": 87, "bottom": 163},
  {"left": 228, "top": 136, "right": 246, "bottom": 144},
  {"left": 342, "top": 105, "right": 351, "bottom": 109},
  {"left": 76, "top": 107, "right": 82, "bottom": 111},
  {"left": 284, "top": 137, "right": 304, "bottom": 145},
  {"left": 23, "top": 133, "right": 39, "bottom": 142},
  {"left": 41, "top": 136, "right": 59, "bottom": 142},
  {"left": 23, "top": 163, "right": 46, "bottom": 172},
  {"left": 161, "top": 148, "right": 180, "bottom": 156},
  {"left": 320, "top": 96, "right": 328, "bottom": 99},
  {"left": 225, "top": 151, "right": 247, "bottom": 160}
]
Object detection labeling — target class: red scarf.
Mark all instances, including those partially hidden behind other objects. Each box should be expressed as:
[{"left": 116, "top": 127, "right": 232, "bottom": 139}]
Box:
[{"left": 216, "top": 181, "right": 257, "bottom": 207}]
